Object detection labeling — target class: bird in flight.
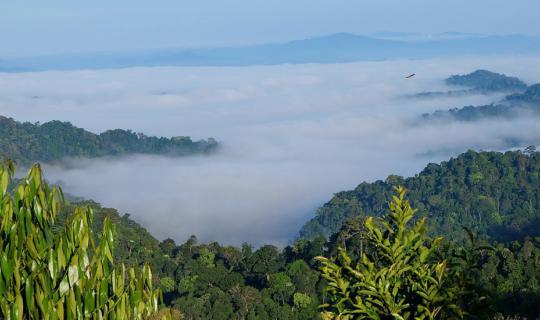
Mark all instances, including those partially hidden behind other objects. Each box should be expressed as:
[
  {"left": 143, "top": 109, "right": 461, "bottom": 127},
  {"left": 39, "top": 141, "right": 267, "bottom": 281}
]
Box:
[{"left": 405, "top": 73, "right": 416, "bottom": 79}]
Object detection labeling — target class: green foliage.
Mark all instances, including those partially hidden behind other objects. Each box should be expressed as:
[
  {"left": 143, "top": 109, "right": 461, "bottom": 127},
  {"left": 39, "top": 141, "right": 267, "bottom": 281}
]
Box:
[
  {"left": 1, "top": 143, "right": 536, "bottom": 318},
  {"left": 58, "top": 201, "right": 161, "bottom": 267},
  {"left": 147, "top": 239, "right": 321, "bottom": 320},
  {"left": 268, "top": 272, "right": 294, "bottom": 304},
  {"left": 462, "top": 237, "right": 540, "bottom": 318},
  {"left": 293, "top": 292, "right": 313, "bottom": 309},
  {"left": 0, "top": 160, "right": 163, "bottom": 319},
  {"left": 159, "top": 277, "right": 176, "bottom": 294},
  {"left": 316, "top": 187, "right": 462, "bottom": 320},
  {"left": 197, "top": 247, "right": 215, "bottom": 268},
  {"left": 177, "top": 276, "right": 198, "bottom": 296},
  {"left": 0, "top": 116, "right": 218, "bottom": 165},
  {"left": 300, "top": 150, "right": 540, "bottom": 244}
]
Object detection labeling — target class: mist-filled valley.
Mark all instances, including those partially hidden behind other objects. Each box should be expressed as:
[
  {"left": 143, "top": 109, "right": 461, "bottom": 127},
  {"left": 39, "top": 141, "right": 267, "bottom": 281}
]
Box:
[
  {"left": 2, "top": 56, "right": 540, "bottom": 246},
  {"left": 4, "top": 1, "right": 540, "bottom": 318}
]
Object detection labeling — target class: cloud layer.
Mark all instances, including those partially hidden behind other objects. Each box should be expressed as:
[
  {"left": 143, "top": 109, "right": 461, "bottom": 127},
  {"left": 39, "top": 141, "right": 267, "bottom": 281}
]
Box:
[{"left": 2, "top": 56, "right": 540, "bottom": 246}]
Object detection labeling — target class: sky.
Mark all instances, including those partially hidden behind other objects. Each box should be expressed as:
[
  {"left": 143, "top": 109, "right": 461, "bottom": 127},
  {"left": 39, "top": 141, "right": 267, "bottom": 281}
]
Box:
[
  {"left": 2, "top": 56, "right": 540, "bottom": 246},
  {"left": 1, "top": 0, "right": 540, "bottom": 57}
]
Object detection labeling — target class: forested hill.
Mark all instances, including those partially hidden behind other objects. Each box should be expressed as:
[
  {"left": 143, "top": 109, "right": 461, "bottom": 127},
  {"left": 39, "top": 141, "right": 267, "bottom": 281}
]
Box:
[
  {"left": 505, "top": 83, "right": 540, "bottom": 105},
  {"left": 298, "top": 149, "right": 540, "bottom": 242},
  {"left": 445, "top": 69, "right": 527, "bottom": 92},
  {"left": 58, "top": 200, "right": 161, "bottom": 267},
  {"left": 422, "top": 83, "right": 540, "bottom": 121},
  {"left": 42, "top": 148, "right": 540, "bottom": 318},
  {"left": 411, "top": 69, "right": 527, "bottom": 99},
  {"left": 0, "top": 116, "right": 218, "bottom": 164}
]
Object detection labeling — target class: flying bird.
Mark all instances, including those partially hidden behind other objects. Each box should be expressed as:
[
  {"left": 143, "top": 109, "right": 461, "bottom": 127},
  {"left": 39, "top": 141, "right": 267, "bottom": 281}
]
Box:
[{"left": 405, "top": 73, "right": 416, "bottom": 79}]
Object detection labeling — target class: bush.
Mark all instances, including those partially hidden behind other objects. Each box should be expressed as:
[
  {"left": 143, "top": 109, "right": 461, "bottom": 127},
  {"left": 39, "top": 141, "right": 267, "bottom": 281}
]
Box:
[
  {"left": 0, "top": 160, "right": 165, "bottom": 319},
  {"left": 316, "top": 187, "right": 463, "bottom": 319}
]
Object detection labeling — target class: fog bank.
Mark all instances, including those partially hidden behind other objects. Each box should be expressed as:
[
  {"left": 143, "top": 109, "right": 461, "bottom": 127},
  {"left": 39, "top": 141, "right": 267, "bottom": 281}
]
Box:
[{"left": 2, "top": 56, "right": 540, "bottom": 246}]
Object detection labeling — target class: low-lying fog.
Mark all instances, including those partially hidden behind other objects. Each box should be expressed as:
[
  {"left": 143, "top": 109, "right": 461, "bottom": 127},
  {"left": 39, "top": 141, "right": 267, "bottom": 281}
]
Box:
[{"left": 1, "top": 56, "right": 540, "bottom": 246}]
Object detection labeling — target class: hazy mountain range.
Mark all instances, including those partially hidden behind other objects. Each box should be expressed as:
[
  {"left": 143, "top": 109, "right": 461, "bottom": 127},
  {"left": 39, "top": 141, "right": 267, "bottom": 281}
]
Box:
[
  {"left": 2, "top": 33, "right": 540, "bottom": 72},
  {"left": 420, "top": 70, "right": 540, "bottom": 121},
  {"left": 411, "top": 69, "right": 528, "bottom": 98}
]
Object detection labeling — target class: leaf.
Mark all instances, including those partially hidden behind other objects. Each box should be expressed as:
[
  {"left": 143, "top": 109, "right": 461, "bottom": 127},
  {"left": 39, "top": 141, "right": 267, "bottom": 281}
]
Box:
[{"left": 15, "top": 293, "right": 23, "bottom": 320}]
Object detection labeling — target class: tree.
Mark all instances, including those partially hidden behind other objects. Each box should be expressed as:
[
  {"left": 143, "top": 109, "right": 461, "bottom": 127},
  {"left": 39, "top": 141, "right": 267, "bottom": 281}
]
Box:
[
  {"left": 197, "top": 247, "right": 216, "bottom": 268},
  {"left": 159, "top": 277, "right": 176, "bottom": 294},
  {"left": 268, "top": 272, "right": 295, "bottom": 304},
  {"left": 293, "top": 292, "right": 313, "bottom": 309},
  {"left": 316, "top": 187, "right": 463, "bottom": 320},
  {"left": 0, "top": 160, "right": 165, "bottom": 319}
]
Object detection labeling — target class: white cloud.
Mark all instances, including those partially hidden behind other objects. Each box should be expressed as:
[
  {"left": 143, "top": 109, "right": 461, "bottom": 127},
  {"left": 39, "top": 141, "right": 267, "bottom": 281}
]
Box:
[{"left": 2, "top": 56, "right": 540, "bottom": 246}]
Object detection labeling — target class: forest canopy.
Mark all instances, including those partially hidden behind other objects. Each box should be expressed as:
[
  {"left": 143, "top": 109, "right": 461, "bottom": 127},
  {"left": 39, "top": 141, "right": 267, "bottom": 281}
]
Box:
[
  {"left": 299, "top": 149, "right": 540, "bottom": 243},
  {"left": 3, "top": 148, "right": 540, "bottom": 318},
  {"left": 0, "top": 116, "right": 218, "bottom": 165}
]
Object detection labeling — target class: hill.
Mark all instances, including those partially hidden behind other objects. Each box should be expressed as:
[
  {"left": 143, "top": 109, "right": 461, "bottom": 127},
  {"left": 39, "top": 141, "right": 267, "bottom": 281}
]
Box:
[
  {"left": 14, "top": 146, "right": 540, "bottom": 319},
  {"left": 505, "top": 83, "right": 540, "bottom": 105},
  {"left": 3, "top": 34, "right": 540, "bottom": 71},
  {"left": 298, "top": 149, "right": 540, "bottom": 243},
  {"left": 58, "top": 200, "right": 161, "bottom": 266},
  {"left": 422, "top": 83, "right": 540, "bottom": 121},
  {"left": 445, "top": 69, "right": 527, "bottom": 92},
  {"left": 54, "top": 195, "right": 322, "bottom": 320},
  {"left": 0, "top": 116, "right": 218, "bottom": 164},
  {"left": 411, "top": 69, "right": 527, "bottom": 99},
  {"left": 53, "top": 149, "right": 540, "bottom": 319}
]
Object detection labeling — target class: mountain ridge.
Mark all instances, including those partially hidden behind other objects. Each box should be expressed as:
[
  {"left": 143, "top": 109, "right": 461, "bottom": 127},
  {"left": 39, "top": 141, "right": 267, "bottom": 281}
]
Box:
[
  {"left": 3, "top": 33, "right": 540, "bottom": 72},
  {"left": 298, "top": 149, "right": 540, "bottom": 243},
  {"left": 0, "top": 115, "right": 218, "bottom": 165}
]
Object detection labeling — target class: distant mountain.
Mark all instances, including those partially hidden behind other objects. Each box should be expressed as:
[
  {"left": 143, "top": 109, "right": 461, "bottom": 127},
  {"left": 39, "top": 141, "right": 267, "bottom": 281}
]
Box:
[
  {"left": 410, "top": 70, "right": 527, "bottom": 99},
  {"left": 372, "top": 31, "right": 484, "bottom": 41},
  {"left": 505, "top": 83, "right": 540, "bottom": 105},
  {"left": 423, "top": 83, "right": 540, "bottom": 121},
  {"left": 2, "top": 33, "right": 540, "bottom": 71},
  {"left": 446, "top": 69, "right": 527, "bottom": 92},
  {"left": 410, "top": 89, "right": 476, "bottom": 99},
  {"left": 298, "top": 149, "right": 540, "bottom": 243},
  {"left": 0, "top": 116, "right": 218, "bottom": 164}
]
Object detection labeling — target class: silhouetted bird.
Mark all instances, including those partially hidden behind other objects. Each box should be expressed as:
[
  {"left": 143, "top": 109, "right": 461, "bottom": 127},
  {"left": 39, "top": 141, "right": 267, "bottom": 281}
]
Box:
[{"left": 405, "top": 73, "right": 415, "bottom": 79}]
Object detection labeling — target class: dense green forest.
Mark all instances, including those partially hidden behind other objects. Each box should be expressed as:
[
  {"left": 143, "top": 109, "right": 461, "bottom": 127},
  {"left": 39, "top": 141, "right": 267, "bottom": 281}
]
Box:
[
  {"left": 299, "top": 149, "right": 540, "bottom": 243},
  {"left": 44, "top": 148, "right": 540, "bottom": 319},
  {"left": 57, "top": 201, "right": 323, "bottom": 319},
  {"left": 41, "top": 195, "right": 540, "bottom": 318},
  {"left": 2, "top": 148, "right": 540, "bottom": 318},
  {"left": 2, "top": 108, "right": 540, "bottom": 318},
  {"left": 0, "top": 116, "right": 218, "bottom": 164}
]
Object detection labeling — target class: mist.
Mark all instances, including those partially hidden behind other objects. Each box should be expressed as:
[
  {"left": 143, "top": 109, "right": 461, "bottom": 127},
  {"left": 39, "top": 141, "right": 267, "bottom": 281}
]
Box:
[{"left": 1, "top": 56, "right": 540, "bottom": 246}]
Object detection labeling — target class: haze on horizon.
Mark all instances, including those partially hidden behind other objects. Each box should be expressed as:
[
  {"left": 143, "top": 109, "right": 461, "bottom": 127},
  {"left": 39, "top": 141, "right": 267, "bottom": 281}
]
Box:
[{"left": 1, "top": 0, "right": 539, "bottom": 57}]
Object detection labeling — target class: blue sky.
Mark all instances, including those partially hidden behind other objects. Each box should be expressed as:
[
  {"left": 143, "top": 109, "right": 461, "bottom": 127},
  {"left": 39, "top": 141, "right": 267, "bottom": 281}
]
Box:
[{"left": 1, "top": 0, "right": 539, "bottom": 57}]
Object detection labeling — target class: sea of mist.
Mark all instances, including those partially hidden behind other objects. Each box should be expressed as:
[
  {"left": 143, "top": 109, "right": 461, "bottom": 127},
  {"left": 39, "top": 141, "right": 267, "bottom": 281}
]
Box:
[{"left": 1, "top": 55, "right": 540, "bottom": 246}]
